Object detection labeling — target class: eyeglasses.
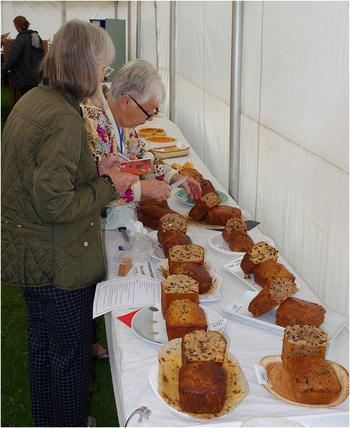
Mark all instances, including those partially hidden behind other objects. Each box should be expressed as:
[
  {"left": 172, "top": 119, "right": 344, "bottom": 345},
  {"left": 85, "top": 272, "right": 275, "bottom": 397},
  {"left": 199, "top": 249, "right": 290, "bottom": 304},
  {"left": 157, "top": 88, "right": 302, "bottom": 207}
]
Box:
[
  {"left": 98, "top": 62, "right": 114, "bottom": 78},
  {"left": 123, "top": 94, "right": 155, "bottom": 120}
]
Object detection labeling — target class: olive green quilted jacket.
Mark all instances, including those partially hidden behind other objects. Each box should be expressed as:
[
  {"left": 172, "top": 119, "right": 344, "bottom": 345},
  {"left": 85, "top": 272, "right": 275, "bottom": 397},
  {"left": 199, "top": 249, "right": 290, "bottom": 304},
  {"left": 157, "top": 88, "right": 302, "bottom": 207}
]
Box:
[{"left": 1, "top": 83, "right": 116, "bottom": 290}]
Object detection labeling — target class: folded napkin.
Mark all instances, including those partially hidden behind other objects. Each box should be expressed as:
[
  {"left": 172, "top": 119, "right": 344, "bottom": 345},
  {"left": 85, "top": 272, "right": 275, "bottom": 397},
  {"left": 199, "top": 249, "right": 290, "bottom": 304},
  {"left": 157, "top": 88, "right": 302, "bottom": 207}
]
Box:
[{"left": 101, "top": 204, "right": 137, "bottom": 230}]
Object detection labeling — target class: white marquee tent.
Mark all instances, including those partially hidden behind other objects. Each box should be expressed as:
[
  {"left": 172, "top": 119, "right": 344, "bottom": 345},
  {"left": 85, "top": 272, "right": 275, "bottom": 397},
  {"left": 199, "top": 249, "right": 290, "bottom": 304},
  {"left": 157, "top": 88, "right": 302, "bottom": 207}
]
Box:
[{"left": 1, "top": 1, "right": 349, "bottom": 321}]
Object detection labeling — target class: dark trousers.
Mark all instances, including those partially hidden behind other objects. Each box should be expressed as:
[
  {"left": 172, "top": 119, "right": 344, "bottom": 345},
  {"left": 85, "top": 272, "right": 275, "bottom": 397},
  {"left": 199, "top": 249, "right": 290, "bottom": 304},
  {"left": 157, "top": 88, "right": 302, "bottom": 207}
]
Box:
[{"left": 22, "top": 285, "right": 93, "bottom": 427}]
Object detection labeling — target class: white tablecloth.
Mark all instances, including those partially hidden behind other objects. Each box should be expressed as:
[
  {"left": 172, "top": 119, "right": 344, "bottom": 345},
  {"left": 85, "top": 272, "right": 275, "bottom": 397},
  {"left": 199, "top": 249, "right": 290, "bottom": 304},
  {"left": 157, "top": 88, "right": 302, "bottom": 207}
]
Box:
[{"left": 103, "top": 114, "right": 349, "bottom": 427}]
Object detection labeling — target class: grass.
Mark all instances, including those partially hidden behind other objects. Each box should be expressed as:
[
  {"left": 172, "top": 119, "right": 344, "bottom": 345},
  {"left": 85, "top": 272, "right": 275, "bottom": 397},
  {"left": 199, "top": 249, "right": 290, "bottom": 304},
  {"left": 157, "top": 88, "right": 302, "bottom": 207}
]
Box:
[{"left": 1, "top": 85, "right": 119, "bottom": 427}]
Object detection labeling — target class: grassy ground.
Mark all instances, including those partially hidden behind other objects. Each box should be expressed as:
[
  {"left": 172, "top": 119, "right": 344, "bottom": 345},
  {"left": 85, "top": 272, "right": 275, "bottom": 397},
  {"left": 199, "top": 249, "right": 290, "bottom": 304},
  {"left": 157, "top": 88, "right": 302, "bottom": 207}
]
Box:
[{"left": 1, "top": 86, "right": 119, "bottom": 427}]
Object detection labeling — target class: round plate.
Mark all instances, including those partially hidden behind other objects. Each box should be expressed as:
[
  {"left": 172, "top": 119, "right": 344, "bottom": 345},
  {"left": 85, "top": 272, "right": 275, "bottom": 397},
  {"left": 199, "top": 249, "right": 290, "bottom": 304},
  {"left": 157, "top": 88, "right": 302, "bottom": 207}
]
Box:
[
  {"left": 175, "top": 189, "right": 228, "bottom": 206},
  {"left": 208, "top": 231, "right": 275, "bottom": 257},
  {"left": 149, "top": 339, "right": 249, "bottom": 419},
  {"left": 131, "top": 302, "right": 227, "bottom": 345},
  {"left": 259, "top": 355, "right": 349, "bottom": 408}
]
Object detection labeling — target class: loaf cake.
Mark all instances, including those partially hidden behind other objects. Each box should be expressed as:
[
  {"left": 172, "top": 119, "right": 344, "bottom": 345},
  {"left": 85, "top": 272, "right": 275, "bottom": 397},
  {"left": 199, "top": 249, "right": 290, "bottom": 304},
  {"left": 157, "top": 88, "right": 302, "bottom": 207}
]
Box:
[
  {"left": 227, "top": 230, "right": 255, "bottom": 253},
  {"left": 281, "top": 325, "right": 328, "bottom": 371},
  {"left": 161, "top": 275, "right": 199, "bottom": 318},
  {"left": 189, "top": 192, "right": 222, "bottom": 221},
  {"left": 248, "top": 277, "right": 298, "bottom": 317},
  {"left": 240, "top": 242, "right": 278, "bottom": 274},
  {"left": 168, "top": 244, "right": 205, "bottom": 270},
  {"left": 207, "top": 205, "right": 242, "bottom": 226},
  {"left": 161, "top": 229, "right": 192, "bottom": 259},
  {"left": 165, "top": 299, "right": 207, "bottom": 341},
  {"left": 195, "top": 178, "right": 219, "bottom": 199},
  {"left": 181, "top": 330, "right": 227, "bottom": 366},
  {"left": 157, "top": 213, "right": 187, "bottom": 244},
  {"left": 276, "top": 297, "right": 326, "bottom": 328},
  {"left": 169, "top": 262, "right": 212, "bottom": 294},
  {"left": 253, "top": 259, "right": 296, "bottom": 287},
  {"left": 137, "top": 205, "right": 178, "bottom": 230},
  {"left": 178, "top": 361, "right": 227, "bottom": 414},
  {"left": 288, "top": 355, "right": 341, "bottom": 404},
  {"left": 139, "top": 195, "right": 168, "bottom": 208},
  {"left": 222, "top": 218, "right": 247, "bottom": 242}
]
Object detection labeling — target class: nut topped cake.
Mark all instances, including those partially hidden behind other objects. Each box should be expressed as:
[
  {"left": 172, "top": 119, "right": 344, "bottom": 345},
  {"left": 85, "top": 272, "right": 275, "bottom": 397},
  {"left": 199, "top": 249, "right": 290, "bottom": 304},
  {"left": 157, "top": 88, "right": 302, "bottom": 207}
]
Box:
[
  {"left": 157, "top": 213, "right": 187, "bottom": 244},
  {"left": 281, "top": 324, "right": 328, "bottom": 371},
  {"left": 240, "top": 242, "right": 278, "bottom": 274},
  {"left": 181, "top": 330, "right": 227, "bottom": 366},
  {"left": 168, "top": 244, "right": 205, "bottom": 269}
]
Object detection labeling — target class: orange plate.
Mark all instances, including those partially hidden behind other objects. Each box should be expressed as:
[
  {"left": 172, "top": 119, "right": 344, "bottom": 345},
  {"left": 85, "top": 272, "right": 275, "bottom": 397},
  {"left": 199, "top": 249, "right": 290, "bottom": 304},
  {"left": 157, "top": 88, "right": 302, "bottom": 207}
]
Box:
[{"left": 259, "top": 355, "right": 349, "bottom": 408}]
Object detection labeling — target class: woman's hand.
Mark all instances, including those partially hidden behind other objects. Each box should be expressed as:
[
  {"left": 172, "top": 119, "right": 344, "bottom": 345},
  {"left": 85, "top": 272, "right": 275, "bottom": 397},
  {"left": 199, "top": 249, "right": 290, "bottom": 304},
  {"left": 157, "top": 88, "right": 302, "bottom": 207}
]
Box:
[
  {"left": 170, "top": 174, "right": 202, "bottom": 200},
  {"left": 98, "top": 156, "right": 139, "bottom": 193},
  {"left": 97, "top": 154, "right": 137, "bottom": 176},
  {"left": 140, "top": 179, "right": 172, "bottom": 202}
]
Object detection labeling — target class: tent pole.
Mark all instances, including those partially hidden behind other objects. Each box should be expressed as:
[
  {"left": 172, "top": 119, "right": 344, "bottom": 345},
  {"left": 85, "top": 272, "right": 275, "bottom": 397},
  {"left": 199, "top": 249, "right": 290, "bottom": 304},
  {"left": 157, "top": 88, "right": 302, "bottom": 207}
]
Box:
[
  {"left": 127, "top": 2, "right": 131, "bottom": 61},
  {"left": 136, "top": 1, "right": 141, "bottom": 58},
  {"left": 61, "top": 1, "right": 66, "bottom": 25},
  {"left": 229, "top": 1, "right": 244, "bottom": 203},
  {"left": 169, "top": 1, "right": 176, "bottom": 122}
]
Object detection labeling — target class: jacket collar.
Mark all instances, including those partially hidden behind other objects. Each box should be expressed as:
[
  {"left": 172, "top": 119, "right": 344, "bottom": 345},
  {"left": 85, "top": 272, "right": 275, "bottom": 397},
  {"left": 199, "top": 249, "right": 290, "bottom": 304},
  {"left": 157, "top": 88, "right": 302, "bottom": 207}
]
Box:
[{"left": 38, "top": 82, "right": 83, "bottom": 117}]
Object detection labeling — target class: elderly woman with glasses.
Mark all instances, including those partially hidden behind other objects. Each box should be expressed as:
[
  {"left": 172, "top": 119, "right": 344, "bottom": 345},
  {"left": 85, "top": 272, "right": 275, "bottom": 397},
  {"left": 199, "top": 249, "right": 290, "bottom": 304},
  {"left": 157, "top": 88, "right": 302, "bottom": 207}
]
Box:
[{"left": 82, "top": 59, "right": 202, "bottom": 208}]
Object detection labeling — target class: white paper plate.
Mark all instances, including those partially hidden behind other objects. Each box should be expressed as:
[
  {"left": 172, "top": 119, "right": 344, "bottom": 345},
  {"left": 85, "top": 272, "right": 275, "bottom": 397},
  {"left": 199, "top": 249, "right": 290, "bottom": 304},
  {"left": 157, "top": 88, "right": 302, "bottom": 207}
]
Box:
[
  {"left": 132, "top": 302, "right": 227, "bottom": 345},
  {"left": 175, "top": 189, "right": 228, "bottom": 206},
  {"left": 222, "top": 290, "right": 348, "bottom": 343},
  {"left": 208, "top": 232, "right": 275, "bottom": 257},
  {"left": 148, "top": 230, "right": 199, "bottom": 260},
  {"left": 156, "top": 258, "right": 223, "bottom": 302},
  {"left": 222, "top": 255, "right": 301, "bottom": 292}
]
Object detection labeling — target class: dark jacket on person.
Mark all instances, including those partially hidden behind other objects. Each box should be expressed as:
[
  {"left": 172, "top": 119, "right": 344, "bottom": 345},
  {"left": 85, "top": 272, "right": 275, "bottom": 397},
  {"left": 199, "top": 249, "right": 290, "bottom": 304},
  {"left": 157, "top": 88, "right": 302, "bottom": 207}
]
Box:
[
  {"left": 1, "top": 83, "right": 118, "bottom": 290},
  {"left": 1, "top": 30, "right": 45, "bottom": 89}
]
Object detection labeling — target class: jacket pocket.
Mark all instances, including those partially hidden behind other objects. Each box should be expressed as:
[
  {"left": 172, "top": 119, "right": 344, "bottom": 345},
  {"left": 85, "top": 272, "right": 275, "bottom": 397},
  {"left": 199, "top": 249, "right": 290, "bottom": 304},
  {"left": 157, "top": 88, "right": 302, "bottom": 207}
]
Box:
[
  {"left": 52, "top": 216, "right": 106, "bottom": 290},
  {"left": 1, "top": 217, "right": 53, "bottom": 287}
]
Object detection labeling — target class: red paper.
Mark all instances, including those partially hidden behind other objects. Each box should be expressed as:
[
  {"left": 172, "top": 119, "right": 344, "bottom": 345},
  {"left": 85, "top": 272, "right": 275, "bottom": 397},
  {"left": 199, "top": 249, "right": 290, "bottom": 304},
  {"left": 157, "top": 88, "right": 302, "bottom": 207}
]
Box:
[{"left": 117, "top": 309, "right": 141, "bottom": 328}]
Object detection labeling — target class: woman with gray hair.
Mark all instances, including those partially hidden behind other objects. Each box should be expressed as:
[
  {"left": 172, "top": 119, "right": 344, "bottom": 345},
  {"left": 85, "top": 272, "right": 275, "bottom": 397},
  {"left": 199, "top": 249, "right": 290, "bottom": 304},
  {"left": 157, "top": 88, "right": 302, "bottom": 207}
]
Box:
[
  {"left": 1, "top": 19, "right": 138, "bottom": 427},
  {"left": 83, "top": 59, "right": 202, "bottom": 208}
]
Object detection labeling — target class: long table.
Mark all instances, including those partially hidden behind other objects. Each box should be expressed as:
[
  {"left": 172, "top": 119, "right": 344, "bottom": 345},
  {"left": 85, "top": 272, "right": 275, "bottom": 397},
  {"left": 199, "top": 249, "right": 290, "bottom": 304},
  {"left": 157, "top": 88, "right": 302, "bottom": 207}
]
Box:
[{"left": 103, "top": 114, "right": 349, "bottom": 427}]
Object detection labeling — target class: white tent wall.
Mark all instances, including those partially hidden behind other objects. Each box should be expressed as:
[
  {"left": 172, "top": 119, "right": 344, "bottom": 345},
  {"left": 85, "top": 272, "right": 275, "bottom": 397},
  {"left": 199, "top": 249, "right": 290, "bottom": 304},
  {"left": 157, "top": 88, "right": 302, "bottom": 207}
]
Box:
[
  {"left": 1, "top": 1, "right": 118, "bottom": 43},
  {"left": 240, "top": 1, "right": 349, "bottom": 319},
  {"left": 1, "top": 1, "right": 348, "bottom": 319}
]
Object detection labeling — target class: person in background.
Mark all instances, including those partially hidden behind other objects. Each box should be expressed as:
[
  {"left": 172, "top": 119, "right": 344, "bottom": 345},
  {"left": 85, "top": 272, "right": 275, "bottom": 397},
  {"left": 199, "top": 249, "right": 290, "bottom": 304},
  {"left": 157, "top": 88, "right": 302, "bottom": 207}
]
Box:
[
  {"left": 83, "top": 59, "right": 202, "bottom": 362},
  {"left": 1, "top": 19, "right": 139, "bottom": 428},
  {"left": 1, "top": 15, "right": 45, "bottom": 96}
]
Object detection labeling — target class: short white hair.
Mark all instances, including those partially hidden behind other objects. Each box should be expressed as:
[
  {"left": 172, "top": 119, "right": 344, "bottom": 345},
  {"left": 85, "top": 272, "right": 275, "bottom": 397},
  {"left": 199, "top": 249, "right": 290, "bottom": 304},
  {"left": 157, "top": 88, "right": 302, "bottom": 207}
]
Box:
[{"left": 110, "top": 59, "right": 166, "bottom": 105}]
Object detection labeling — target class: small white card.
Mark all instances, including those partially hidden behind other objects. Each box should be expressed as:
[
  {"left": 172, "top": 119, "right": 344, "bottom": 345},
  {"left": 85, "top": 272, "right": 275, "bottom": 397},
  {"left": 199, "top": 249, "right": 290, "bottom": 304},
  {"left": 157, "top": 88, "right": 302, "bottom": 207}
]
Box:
[
  {"left": 209, "top": 318, "right": 228, "bottom": 331},
  {"left": 176, "top": 141, "right": 189, "bottom": 149},
  {"left": 223, "top": 258, "right": 243, "bottom": 273},
  {"left": 226, "top": 299, "right": 244, "bottom": 313},
  {"left": 254, "top": 365, "right": 272, "bottom": 386}
]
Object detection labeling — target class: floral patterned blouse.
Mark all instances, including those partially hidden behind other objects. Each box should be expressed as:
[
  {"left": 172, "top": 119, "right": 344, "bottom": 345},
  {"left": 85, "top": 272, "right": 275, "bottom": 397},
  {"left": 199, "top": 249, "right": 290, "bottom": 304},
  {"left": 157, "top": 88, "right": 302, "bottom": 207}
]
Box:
[{"left": 82, "top": 99, "right": 176, "bottom": 204}]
